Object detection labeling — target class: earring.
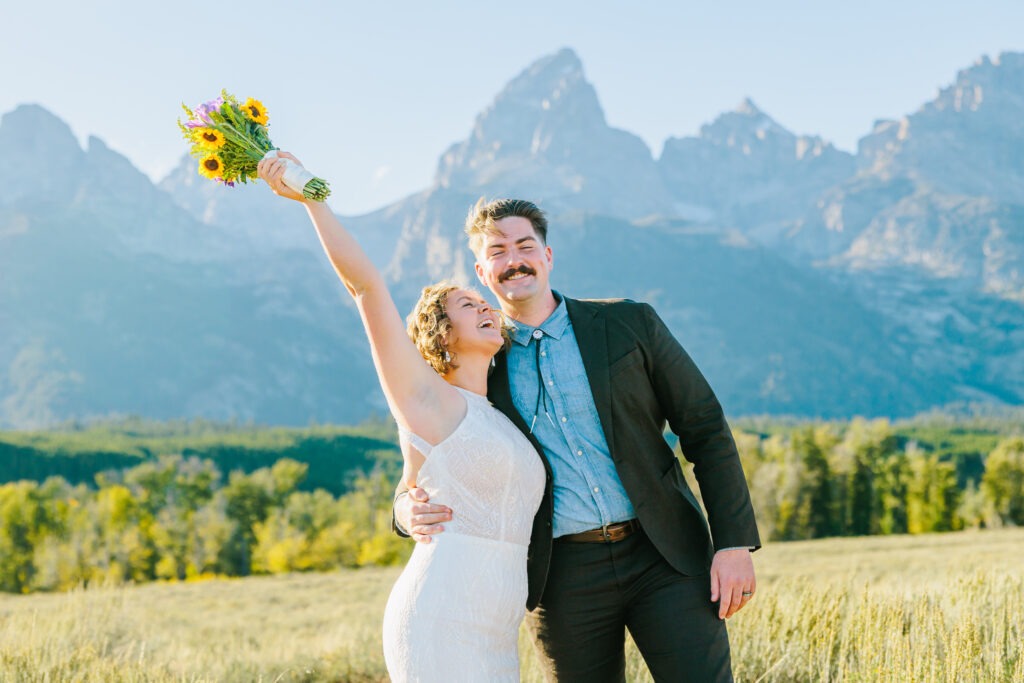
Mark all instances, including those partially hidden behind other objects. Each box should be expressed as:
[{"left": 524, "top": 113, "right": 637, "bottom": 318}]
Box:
[
  {"left": 445, "top": 350, "right": 451, "bottom": 363},
  {"left": 490, "top": 356, "right": 496, "bottom": 368}
]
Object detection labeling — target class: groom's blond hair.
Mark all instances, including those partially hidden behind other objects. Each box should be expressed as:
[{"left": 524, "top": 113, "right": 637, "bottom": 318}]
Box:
[{"left": 464, "top": 198, "right": 548, "bottom": 254}]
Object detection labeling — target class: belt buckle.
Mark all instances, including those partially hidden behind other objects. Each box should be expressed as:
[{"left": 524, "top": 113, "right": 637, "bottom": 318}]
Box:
[{"left": 601, "top": 523, "right": 611, "bottom": 542}]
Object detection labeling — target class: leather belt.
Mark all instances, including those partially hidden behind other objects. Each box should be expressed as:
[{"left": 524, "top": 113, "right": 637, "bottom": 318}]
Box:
[{"left": 557, "top": 519, "right": 641, "bottom": 543}]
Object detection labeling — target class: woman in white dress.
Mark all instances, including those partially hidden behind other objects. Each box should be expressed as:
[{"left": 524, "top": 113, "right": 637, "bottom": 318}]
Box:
[{"left": 258, "top": 153, "right": 545, "bottom": 682}]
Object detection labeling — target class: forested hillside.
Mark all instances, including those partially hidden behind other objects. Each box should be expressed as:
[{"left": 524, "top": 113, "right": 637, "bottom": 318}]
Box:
[
  {"left": 1, "top": 412, "right": 1022, "bottom": 594},
  {"left": 0, "top": 416, "right": 400, "bottom": 496}
]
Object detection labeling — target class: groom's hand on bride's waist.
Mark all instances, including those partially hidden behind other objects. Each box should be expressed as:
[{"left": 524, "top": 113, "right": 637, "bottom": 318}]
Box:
[{"left": 396, "top": 488, "right": 452, "bottom": 544}]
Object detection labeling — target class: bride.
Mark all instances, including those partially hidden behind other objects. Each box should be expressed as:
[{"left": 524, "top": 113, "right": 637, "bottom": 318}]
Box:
[{"left": 258, "top": 153, "right": 545, "bottom": 682}]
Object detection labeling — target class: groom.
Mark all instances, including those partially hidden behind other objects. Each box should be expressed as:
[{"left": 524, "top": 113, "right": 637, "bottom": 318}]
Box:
[{"left": 394, "top": 198, "right": 760, "bottom": 682}]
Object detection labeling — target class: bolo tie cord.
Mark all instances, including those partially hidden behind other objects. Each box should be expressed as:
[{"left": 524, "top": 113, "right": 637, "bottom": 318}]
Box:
[{"left": 530, "top": 333, "right": 556, "bottom": 433}]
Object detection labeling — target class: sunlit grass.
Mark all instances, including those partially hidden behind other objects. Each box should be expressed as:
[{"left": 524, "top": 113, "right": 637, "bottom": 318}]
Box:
[{"left": 1, "top": 528, "right": 1022, "bottom": 681}]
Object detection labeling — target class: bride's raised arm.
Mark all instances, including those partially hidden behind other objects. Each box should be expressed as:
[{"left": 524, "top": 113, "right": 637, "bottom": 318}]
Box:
[{"left": 258, "top": 152, "right": 461, "bottom": 444}]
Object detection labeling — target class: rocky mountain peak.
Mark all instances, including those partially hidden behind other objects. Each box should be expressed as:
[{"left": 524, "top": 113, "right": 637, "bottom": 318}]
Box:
[
  {"left": 0, "top": 104, "right": 81, "bottom": 153},
  {"left": 490, "top": 47, "right": 594, "bottom": 121},
  {"left": 857, "top": 50, "right": 1024, "bottom": 201},
  {"left": 698, "top": 98, "right": 793, "bottom": 147},
  {"left": 436, "top": 47, "right": 605, "bottom": 176},
  {"left": 734, "top": 97, "right": 764, "bottom": 116},
  {"left": 511, "top": 47, "right": 586, "bottom": 93},
  {"left": 926, "top": 51, "right": 1024, "bottom": 117},
  {"left": 84, "top": 135, "right": 159, "bottom": 198},
  {"left": 431, "top": 47, "right": 671, "bottom": 219},
  {"left": 0, "top": 104, "right": 85, "bottom": 204},
  {"left": 658, "top": 99, "right": 854, "bottom": 232}
]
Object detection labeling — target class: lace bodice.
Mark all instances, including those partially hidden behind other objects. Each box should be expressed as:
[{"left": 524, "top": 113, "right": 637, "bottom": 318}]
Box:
[
  {"left": 400, "top": 386, "right": 545, "bottom": 546},
  {"left": 386, "top": 386, "right": 544, "bottom": 681}
]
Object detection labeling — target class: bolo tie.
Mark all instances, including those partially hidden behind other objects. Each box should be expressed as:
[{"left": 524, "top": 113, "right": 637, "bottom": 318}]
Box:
[{"left": 530, "top": 328, "right": 556, "bottom": 433}]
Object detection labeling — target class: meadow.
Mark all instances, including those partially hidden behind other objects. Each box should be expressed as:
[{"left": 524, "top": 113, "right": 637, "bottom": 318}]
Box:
[{"left": 1, "top": 527, "right": 1022, "bottom": 682}]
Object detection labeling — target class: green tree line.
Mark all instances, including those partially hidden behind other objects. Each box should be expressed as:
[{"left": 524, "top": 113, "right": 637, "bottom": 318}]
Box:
[
  {"left": 0, "top": 416, "right": 401, "bottom": 497},
  {"left": 1, "top": 416, "right": 1022, "bottom": 594},
  {"left": 728, "top": 419, "right": 1024, "bottom": 541},
  {"left": 0, "top": 456, "right": 408, "bottom": 594}
]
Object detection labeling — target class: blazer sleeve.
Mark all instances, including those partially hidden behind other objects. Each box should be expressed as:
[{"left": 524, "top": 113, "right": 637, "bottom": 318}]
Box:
[
  {"left": 391, "top": 481, "right": 411, "bottom": 537},
  {"left": 639, "top": 303, "right": 761, "bottom": 552}
]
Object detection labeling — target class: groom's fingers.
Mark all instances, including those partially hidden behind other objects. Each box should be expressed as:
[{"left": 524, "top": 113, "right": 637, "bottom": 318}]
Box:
[
  {"left": 728, "top": 585, "right": 744, "bottom": 618},
  {"left": 409, "top": 498, "right": 452, "bottom": 533},
  {"left": 718, "top": 583, "right": 732, "bottom": 620},
  {"left": 709, "top": 568, "right": 720, "bottom": 604},
  {"left": 409, "top": 501, "right": 450, "bottom": 516},
  {"left": 410, "top": 511, "right": 451, "bottom": 527}
]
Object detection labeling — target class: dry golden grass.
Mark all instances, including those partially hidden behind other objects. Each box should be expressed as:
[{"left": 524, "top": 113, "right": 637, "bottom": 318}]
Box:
[{"left": 1, "top": 528, "right": 1022, "bottom": 682}]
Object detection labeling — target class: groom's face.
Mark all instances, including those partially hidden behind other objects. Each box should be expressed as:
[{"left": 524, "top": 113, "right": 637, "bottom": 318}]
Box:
[{"left": 474, "top": 217, "right": 553, "bottom": 308}]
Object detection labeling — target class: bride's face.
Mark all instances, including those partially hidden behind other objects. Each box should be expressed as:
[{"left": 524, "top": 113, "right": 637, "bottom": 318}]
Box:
[{"left": 444, "top": 289, "right": 504, "bottom": 359}]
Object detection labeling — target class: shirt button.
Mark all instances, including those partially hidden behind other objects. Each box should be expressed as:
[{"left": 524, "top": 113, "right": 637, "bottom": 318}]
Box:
[
  {"left": 561, "top": 416, "right": 567, "bottom": 423},
  {"left": 576, "top": 450, "right": 583, "bottom": 456},
  {"left": 532, "top": 330, "right": 543, "bottom": 340},
  {"left": 541, "top": 351, "right": 547, "bottom": 357},
  {"left": 593, "top": 487, "right": 600, "bottom": 493},
  {"left": 548, "top": 380, "right": 554, "bottom": 386}
]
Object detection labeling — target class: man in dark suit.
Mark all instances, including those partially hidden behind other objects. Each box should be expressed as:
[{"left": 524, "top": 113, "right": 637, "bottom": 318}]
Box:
[{"left": 394, "top": 198, "right": 761, "bottom": 682}]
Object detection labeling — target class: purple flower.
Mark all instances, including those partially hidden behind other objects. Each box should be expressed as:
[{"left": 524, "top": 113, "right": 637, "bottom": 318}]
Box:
[
  {"left": 187, "top": 97, "right": 225, "bottom": 128},
  {"left": 215, "top": 177, "right": 236, "bottom": 187}
]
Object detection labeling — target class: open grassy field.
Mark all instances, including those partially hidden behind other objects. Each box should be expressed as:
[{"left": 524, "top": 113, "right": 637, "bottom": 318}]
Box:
[{"left": 1, "top": 528, "right": 1022, "bottom": 682}]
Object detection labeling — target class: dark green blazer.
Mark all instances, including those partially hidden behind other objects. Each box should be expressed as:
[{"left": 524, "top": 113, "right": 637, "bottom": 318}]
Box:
[{"left": 397, "top": 296, "right": 761, "bottom": 611}]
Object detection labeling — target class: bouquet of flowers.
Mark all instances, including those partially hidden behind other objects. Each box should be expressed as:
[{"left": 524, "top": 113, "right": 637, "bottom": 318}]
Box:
[{"left": 177, "top": 90, "right": 330, "bottom": 201}]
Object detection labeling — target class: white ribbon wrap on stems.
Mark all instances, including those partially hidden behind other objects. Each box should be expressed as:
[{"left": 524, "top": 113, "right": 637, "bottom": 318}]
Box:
[{"left": 262, "top": 149, "right": 316, "bottom": 195}]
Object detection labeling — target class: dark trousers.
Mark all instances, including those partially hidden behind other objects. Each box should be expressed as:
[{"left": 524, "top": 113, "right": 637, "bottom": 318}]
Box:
[{"left": 526, "top": 528, "right": 732, "bottom": 682}]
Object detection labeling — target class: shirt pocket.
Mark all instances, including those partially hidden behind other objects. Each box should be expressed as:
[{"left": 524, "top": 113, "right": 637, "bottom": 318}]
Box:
[{"left": 609, "top": 346, "right": 643, "bottom": 377}]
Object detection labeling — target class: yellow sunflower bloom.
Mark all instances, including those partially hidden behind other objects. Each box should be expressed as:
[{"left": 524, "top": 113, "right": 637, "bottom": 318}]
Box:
[
  {"left": 193, "top": 127, "right": 225, "bottom": 149},
  {"left": 241, "top": 98, "right": 269, "bottom": 125},
  {"left": 197, "top": 154, "right": 224, "bottom": 180}
]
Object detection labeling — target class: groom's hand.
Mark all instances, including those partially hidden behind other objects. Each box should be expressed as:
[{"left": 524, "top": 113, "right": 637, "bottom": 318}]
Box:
[
  {"left": 396, "top": 487, "right": 451, "bottom": 544},
  {"left": 710, "top": 548, "right": 756, "bottom": 619}
]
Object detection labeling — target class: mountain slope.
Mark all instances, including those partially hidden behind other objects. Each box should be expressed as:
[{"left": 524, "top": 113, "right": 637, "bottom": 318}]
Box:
[{"left": 2, "top": 48, "right": 1023, "bottom": 427}]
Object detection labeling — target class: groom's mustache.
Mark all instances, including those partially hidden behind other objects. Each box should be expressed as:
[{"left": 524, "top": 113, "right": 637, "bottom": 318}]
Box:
[{"left": 498, "top": 265, "right": 536, "bottom": 282}]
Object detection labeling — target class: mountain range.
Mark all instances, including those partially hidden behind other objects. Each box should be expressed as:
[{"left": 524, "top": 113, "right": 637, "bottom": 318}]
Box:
[{"left": 2, "top": 47, "right": 1022, "bottom": 428}]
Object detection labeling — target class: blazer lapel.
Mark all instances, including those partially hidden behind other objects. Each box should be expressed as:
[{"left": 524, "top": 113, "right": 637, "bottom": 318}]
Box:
[
  {"left": 488, "top": 348, "right": 552, "bottom": 477},
  {"left": 565, "top": 298, "right": 616, "bottom": 456}
]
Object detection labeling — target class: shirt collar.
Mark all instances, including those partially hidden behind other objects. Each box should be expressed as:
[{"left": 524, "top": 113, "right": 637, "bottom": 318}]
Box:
[{"left": 508, "top": 291, "right": 569, "bottom": 346}]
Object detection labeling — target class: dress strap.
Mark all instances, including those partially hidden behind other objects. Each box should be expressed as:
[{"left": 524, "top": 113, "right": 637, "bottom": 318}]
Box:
[
  {"left": 397, "top": 424, "right": 434, "bottom": 456},
  {"left": 397, "top": 388, "right": 479, "bottom": 456}
]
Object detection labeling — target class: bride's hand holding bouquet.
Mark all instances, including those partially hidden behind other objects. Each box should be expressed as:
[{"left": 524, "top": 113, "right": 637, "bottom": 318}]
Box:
[{"left": 258, "top": 151, "right": 309, "bottom": 203}]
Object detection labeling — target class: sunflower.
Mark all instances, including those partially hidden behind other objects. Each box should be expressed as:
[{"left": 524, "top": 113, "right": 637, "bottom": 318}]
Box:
[
  {"left": 197, "top": 154, "right": 224, "bottom": 180},
  {"left": 193, "top": 127, "right": 225, "bottom": 150},
  {"left": 241, "top": 97, "right": 268, "bottom": 125}
]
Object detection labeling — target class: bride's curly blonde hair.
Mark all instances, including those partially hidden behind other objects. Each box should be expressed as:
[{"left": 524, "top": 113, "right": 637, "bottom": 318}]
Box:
[{"left": 406, "top": 281, "right": 509, "bottom": 375}]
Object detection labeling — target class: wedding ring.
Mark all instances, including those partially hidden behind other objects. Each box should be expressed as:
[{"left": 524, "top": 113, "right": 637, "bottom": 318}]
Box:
[{"left": 742, "top": 591, "right": 753, "bottom": 597}]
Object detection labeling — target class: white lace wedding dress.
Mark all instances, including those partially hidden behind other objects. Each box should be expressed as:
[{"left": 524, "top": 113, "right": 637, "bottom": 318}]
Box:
[{"left": 383, "top": 386, "right": 545, "bottom": 682}]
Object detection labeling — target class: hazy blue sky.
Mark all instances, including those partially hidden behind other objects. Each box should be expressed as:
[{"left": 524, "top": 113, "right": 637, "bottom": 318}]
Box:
[{"left": 3, "top": 1, "right": 1022, "bottom": 214}]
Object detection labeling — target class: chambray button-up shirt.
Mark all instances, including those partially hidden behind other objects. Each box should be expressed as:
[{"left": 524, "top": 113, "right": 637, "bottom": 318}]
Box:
[{"left": 507, "top": 292, "right": 636, "bottom": 538}]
